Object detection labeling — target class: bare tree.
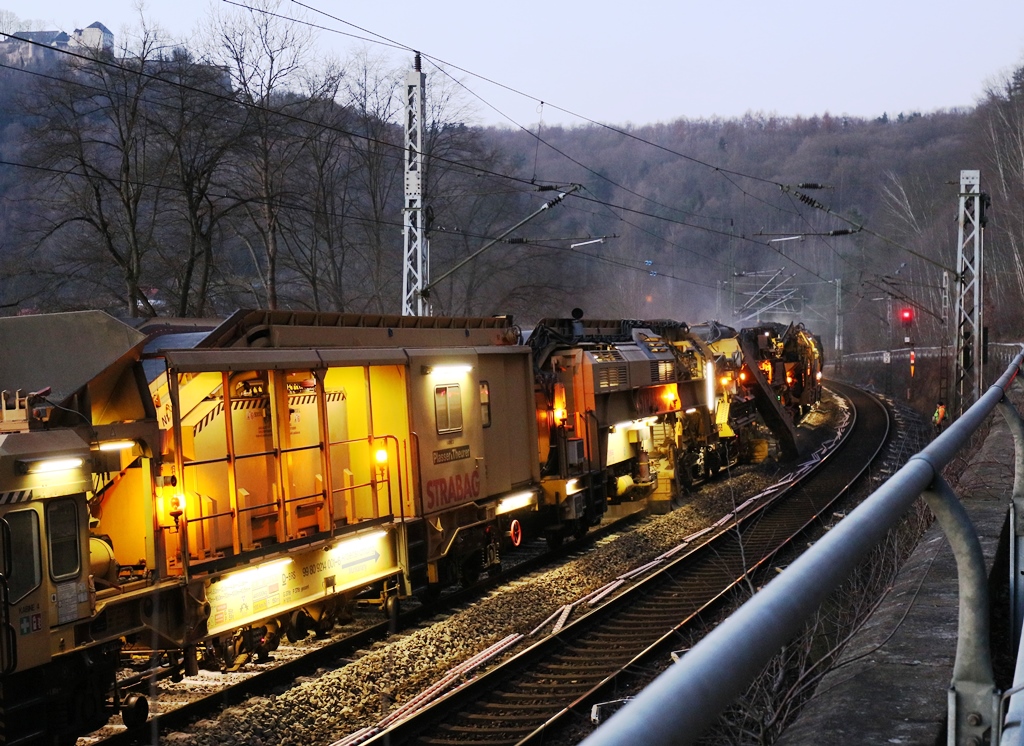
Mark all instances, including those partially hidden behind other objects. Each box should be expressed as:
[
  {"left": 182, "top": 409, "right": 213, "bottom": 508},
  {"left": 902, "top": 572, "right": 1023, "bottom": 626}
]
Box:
[
  {"left": 339, "top": 48, "right": 406, "bottom": 313},
  {"left": 21, "top": 20, "right": 173, "bottom": 316},
  {"left": 273, "top": 61, "right": 359, "bottom": 312},
  {"left": 145, "top": 47, "right": 247, "bottom": 316},
  {"left": 980, "top": 64, "right": 1024, "bottom": 313},
  {"left": 879, "top": 170, "right": 924, "bottom": 238},
  {"left": 282, "top": 51, "right": 546, "bottom": 316},
  {"left": 0, "top": 11, "right": 48, "bottom": 33},
  {"left": 875, "top": 169, "right": 955, "bottom": 347},
  {"left": 0, "top": 10, "right": 20, "bottom": 34},
  {"left": 209, "top": 0, "right": 320, "bottom": 310}
]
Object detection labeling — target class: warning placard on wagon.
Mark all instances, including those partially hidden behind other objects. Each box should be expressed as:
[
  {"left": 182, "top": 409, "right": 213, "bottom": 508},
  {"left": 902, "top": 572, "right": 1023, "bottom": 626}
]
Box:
[{"left": 205, "top": 532, "right": 397, "bottom": 636}]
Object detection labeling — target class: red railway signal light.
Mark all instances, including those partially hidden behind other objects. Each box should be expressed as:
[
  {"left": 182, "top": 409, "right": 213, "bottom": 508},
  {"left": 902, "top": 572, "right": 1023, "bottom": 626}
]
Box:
[{"left": 900, "top": 308, "right": 914, "bottom": 327}]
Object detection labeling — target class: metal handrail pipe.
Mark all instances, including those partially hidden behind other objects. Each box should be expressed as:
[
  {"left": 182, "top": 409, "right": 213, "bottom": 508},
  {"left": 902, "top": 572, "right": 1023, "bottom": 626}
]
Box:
[
  {"left": 185, "top": 510, "right": 234, "bottom": 523},
  {"left": 232, "top": 449, "right": 277, "bottom": 460},
  {"left": 237, "top": 501, "right": 279, "bottom": 515},
  {"left": 279, "top": 443, "right": 321, "bottom": 455},
  {"left": 181, "top": 456, "right": 230, "bottom": 468},
  {"left": 581, "top": 351, "right": 1023, "bottom": 746},
  {"left": 282, "top": 492, "right": 325, "bottom": 506}
]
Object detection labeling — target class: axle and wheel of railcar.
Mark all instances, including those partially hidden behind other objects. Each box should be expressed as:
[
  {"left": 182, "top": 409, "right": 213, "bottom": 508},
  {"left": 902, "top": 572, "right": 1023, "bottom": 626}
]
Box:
[
  {"left": 506, "top": 518, "right": 524, "bottom": 549},
  {"left": 208, "top": 579, "right": 400, "bottom": 672},
  {"left": 542, "top": 508, "right": 598, "bottom": 550},
  {"left": 459, "top": 554, "right": 483, "bottom": 586},
  {"left": 214, "top": 623, "right": 280, "bottom": 672},
  {"left": 119, "top": 693, "right": 149, "bottom": 731}
]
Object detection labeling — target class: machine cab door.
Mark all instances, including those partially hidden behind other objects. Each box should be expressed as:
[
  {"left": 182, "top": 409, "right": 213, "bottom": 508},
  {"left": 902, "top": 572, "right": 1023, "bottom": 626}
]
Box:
[{"left": 0, "top": 503, "right": 50, "bottom": 675}]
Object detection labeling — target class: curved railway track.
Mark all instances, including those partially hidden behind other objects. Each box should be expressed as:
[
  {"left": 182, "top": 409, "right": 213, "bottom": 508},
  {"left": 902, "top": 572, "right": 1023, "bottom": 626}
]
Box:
[{"left": 358, "top": 383, "right": 889, "bottom": 746}]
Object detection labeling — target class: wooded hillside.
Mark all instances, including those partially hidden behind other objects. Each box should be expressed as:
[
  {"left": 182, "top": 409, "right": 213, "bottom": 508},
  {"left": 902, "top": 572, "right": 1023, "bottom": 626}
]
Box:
[{"left": 1, "top": 5, "right": 1022, "bottom": 364}]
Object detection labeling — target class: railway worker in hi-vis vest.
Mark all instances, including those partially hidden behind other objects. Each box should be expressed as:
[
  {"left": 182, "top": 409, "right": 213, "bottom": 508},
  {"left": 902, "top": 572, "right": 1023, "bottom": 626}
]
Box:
[{"left": 933, "top": 401, "right": 946, "bottom": 433}]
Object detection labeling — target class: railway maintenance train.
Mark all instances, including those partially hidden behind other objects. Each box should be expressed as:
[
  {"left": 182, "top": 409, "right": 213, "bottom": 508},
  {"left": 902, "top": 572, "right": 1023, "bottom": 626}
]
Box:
[{"left": 0, "top": 309, "right": 822, "bottom": 745}]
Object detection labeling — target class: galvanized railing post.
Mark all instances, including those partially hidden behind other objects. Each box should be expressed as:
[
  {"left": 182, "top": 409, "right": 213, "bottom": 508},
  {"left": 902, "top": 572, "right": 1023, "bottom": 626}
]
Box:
[{"left": 919, "top": 476, "right": 997, "bottom": 746}]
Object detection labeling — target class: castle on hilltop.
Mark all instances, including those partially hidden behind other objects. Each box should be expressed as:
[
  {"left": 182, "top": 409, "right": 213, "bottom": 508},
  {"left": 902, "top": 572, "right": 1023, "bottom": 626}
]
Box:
[{"left": 0, "top": 22, "right": 113, "bottom": 65}]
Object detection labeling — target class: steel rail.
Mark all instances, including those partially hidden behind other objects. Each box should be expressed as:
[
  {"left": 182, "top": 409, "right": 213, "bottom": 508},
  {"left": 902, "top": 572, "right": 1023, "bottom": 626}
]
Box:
[
  {"left": 356, "top": 384, "right": 883, "bottom": 745},
  {"left": 583, "top": 351, "right": 1024, "bottom": 746},
  {"left": 522, "top": 383, "right": 888, "bottom": 744}
]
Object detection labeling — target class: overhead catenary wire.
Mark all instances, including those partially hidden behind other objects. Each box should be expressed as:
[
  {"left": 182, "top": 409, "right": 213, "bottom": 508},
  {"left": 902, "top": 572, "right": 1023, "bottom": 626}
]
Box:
[
  {"left": 0, "top": 30, "right": 560, "bottom": 194},
  {"left": 423, "top": 185, "right": 581, "bottom": 296},
  {"left": 278, "top": 0, "right": 950, "bottom": 304},
  {"left": 0, "top": 29, "right": 770, "bottom": 264},
  {"left": 0, "top": 143, "right": 737, "bottom": 286},
  {"left": 1, "top": 12, "right": 943, "bottom": 319},
  {"left": 569, "top": 193, "right": 734, "bottom": 273},
  {"left": 0, "top": 15, "right": 831, "bottom": 255},
  {"left": 280, "top": 0, "right": 790, "bottom": 227},
  {"left": 0, "top": 156, "right": 708, "bottom": 301},
  {"left": 531, "top": 101, "right": 544, "bottom": 184},
  {"left": 782, "top": 184, "right": 956, "bottom": 275},
  {"left": 424, "top": 60, "right": 738, "bottom": 227},
  {"left": 570, "top": 190, "right": 833, "bottom": 284},
  {"left": 286, "top": 0, "right": 779, "bottom": 188},
  {"left": 247, "top": 0, "right": 959, "bottom": 296}
]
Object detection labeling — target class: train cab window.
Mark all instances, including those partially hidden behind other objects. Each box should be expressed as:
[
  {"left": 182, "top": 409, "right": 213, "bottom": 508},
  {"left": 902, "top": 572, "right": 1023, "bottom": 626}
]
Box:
[
  {"left": 5, "top": 510, "right": 41, "bottom": 603},
  {"left": 46, "top": 500, "right": 80, "bottom": 581},
  {"left": 479, "top": 382, "right": 491, "bottom": 428},
  {"left": 434, "top": 384, "right": 463, "bottom": 435}
]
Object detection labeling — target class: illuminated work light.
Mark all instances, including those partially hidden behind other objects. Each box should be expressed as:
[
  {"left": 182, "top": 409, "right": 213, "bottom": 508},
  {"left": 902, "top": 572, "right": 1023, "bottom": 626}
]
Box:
[
  {"left": 496, "top": 491, "right": 536, "bottom": 514},
  {"left": 705, "top": 362, "right": 716, "bottom": 412},
  {"left": 218, "top": 557, "right": 293, "bottom": 591},
  {"left": 326, "top": 529, "right": 388, "bottom": 556},
  {"left": 16, "top": 457, "right": 84, "bottom": 474},
  {"left": 96, "top": 439, "right": 137, "bottom": 452},
  {"left": 421, "top": 364, "right": 472, "bottom": 376}
]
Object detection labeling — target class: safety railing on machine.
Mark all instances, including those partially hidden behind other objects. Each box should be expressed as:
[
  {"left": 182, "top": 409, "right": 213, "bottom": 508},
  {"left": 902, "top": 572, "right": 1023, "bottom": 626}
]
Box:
[{"left": 581, "top": 348, "right": 1024, "bottom": 746}]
